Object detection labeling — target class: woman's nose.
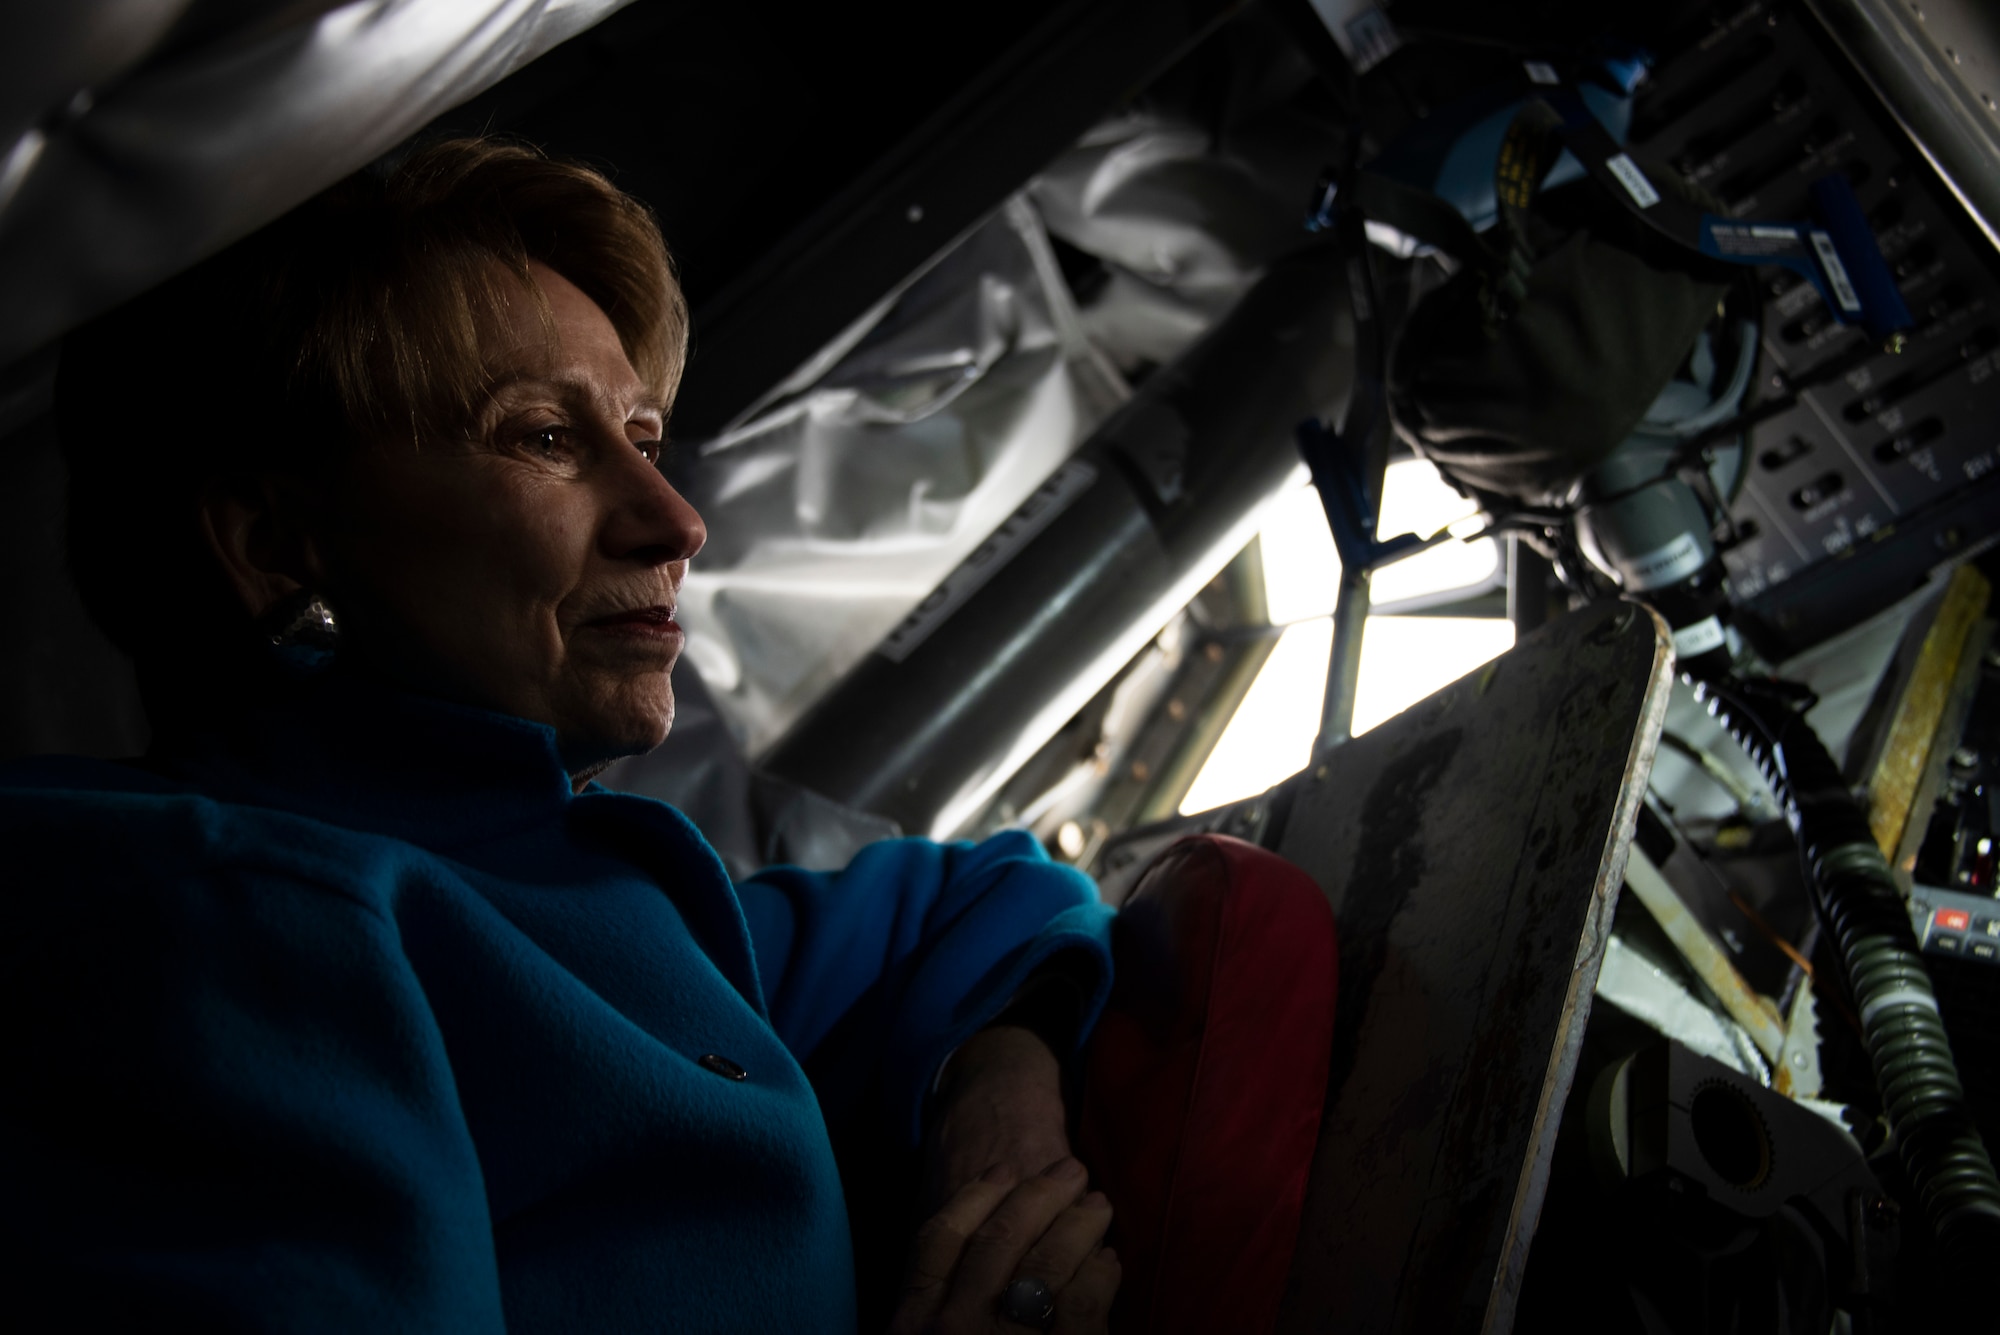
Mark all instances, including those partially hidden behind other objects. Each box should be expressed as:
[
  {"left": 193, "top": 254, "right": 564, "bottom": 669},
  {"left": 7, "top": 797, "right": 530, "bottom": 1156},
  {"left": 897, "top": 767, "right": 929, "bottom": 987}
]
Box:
[{"left": 602, "top": 440, "right": 705, "bottom": 567}]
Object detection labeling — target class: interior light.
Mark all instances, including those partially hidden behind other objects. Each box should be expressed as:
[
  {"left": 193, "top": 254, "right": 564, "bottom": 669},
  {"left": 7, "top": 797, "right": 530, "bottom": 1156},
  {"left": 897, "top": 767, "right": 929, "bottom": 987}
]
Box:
[
  {"left": 1178, "top": 615, "right": 1515, "bottom": 815},
  {"left": 1259, "top": 485, "right": 1342, "bottom": 624},
  {"left": 1185, "top": 463, "right": 1512, "bottom": 816},
  {"left": 1371, "top": 460, "right": 1497, "bottom": 607},
  {"left": 1350, "top": 617, "right": 1515, "bottom": 733},
  {"left": 1259, "top": 462, "right": 1499, "bottom": 622},
  {"left": 1179, "top": 618, "right": 1333, "bottom": 816}
]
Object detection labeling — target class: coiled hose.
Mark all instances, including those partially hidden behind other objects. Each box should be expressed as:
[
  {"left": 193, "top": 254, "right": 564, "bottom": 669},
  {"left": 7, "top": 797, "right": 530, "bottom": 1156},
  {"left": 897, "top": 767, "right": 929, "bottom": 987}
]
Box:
[{"left": 1691, "top": 673, "right": 2000, "bottom": 1261}]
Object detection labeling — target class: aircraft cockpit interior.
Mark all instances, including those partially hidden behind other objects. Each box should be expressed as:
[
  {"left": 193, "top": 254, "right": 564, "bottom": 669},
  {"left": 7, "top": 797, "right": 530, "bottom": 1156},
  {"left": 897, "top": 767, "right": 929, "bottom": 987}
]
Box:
[{"left": 4, "top": 1, "right": 1999, "bottom": 1330}]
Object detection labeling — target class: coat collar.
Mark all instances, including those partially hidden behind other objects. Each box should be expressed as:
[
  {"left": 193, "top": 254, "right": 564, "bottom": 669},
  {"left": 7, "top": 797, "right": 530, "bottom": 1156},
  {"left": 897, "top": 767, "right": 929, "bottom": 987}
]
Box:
[
  {"left": 60, "top": 648, "right": 770, "bottom": 1014},
  {"left": 157, "top": 647, "right": 586, "bottom": 856}
]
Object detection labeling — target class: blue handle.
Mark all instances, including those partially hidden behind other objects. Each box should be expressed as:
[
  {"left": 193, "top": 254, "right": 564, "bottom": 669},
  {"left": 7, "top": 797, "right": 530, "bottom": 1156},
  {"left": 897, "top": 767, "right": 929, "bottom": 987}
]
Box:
[{"left": 1809, "top": 174, "right": 1913, "bottom": 347}]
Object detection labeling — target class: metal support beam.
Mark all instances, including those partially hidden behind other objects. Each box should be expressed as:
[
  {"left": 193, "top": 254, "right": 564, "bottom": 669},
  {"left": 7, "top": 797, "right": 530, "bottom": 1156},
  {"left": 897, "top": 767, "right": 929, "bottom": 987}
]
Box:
[{"left": 761, "top": 243, "right": 1352, "bottom": 836}]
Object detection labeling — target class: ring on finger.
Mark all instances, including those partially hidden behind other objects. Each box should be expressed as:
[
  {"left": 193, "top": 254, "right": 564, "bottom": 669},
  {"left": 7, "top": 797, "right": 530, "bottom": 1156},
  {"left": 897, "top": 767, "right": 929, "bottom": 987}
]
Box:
[{"left": 996, "top": 1276, "right": 1057, "bottom": 1328}]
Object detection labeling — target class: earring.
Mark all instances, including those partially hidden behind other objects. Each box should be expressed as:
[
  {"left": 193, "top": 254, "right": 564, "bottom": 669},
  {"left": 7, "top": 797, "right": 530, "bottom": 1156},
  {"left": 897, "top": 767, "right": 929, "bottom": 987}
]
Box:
[{"left": 258, "top": 588, "right": 341, "bottom": 651}]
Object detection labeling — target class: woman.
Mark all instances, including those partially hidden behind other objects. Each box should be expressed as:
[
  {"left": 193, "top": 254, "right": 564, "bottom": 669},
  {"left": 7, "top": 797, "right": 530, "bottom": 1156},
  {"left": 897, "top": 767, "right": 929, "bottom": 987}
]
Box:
[{"left": 0, "top": 139, "right": 1119, "bottom": 1332}]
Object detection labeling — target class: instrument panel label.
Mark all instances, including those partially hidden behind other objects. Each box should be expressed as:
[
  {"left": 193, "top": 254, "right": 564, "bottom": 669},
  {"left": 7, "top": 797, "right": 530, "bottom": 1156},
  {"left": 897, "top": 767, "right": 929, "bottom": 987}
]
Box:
[{"left": 1606, "top": 154, "right": 1661, "bottom": 209}]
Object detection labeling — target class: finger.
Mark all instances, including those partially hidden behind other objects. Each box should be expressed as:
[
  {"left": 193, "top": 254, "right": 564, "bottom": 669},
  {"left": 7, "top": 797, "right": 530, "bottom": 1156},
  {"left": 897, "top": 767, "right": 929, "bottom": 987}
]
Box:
[
  {"left": 1052, "top": 1247, "right": 1121, "bottom": 1335},
  {"left": 938, "top": 1157, "right": 1090, "bottom": 1324},
  {"left": 1013, "top": 1191, "right": 1113, "bottom": 1293},
  {"left": 889, "top": 1164, "right": 1020, "bottom": 1335}
]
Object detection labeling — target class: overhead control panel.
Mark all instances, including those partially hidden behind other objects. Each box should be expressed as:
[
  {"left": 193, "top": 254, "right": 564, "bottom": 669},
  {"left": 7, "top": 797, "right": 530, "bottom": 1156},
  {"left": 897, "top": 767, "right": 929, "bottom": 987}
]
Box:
[{"left": 1629, "top": 4, "right": 2000, "bottom": 651}]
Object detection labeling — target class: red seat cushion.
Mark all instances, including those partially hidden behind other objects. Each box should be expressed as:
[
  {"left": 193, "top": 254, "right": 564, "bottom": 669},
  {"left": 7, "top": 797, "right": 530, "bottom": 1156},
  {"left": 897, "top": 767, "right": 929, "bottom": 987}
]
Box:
[{"left": 1079, "top": 834, "right": 1338, "bottom": 1335}]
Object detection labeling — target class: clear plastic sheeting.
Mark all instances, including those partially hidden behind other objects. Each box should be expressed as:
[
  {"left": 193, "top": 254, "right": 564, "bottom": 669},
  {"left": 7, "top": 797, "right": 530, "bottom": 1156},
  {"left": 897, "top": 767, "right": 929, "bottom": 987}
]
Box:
[
  {"left": 672, "top": 97, "right": 1330, "bottom": 760},
  {"left": 0, "top": 0, "right": 639, "bottom": 365},
  {"left": 673, "top": 197, "right": 1129, "bottom": 754},
  {"left": 1029, "top": 109, "right": 1318, "bottom": 376}
]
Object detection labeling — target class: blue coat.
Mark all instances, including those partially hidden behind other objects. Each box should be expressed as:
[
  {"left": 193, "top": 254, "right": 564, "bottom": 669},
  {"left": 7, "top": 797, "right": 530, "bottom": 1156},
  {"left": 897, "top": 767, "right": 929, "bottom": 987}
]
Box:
[{"left": 0, "top": 656, "right": 1113, "bottom": 1332}]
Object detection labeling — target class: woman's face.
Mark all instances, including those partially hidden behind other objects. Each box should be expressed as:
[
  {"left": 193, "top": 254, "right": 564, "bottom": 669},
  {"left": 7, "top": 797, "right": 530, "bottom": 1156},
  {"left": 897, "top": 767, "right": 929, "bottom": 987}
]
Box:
[{"left": 319, "top": 261, "right": 705, "bottom": 776}]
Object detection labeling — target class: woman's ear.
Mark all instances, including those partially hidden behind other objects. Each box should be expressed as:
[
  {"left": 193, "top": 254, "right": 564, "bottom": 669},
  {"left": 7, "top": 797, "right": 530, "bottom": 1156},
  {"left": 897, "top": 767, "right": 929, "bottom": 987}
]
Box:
[{"left": 197, "top": 473, "right": 327, "bottom": 620}]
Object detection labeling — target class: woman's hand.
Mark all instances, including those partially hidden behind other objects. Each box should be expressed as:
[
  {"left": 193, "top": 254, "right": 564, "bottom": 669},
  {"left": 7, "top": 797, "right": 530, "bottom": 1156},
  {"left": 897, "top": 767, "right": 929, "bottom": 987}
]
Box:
[
  {"left": 924, "top": 1025, "right": 1073, "bottom": 1213},
  {"left": 888, "top": 1158, "right": 1120, "bottom": 1334}
]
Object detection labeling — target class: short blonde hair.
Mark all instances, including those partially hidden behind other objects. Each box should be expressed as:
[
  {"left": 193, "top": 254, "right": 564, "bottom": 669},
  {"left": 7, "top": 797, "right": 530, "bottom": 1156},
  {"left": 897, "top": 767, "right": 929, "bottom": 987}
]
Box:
[
  {"left": 302, "top": 137, "right": 687, "bottom": 444},
  {"left": 59, "top": 137, "right": 685, "bottom": 661}
]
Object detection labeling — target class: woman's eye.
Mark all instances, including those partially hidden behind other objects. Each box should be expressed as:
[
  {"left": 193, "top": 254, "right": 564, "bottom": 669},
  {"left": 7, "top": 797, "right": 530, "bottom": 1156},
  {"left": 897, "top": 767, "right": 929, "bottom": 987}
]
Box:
[{"left": 519, "top": 426, "right": 573, "bottom": 458}]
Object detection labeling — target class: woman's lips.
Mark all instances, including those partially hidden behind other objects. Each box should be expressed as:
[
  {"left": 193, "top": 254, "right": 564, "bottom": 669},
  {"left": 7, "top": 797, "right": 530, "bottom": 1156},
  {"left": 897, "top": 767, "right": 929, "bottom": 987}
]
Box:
[{"left": 586, "top": 606, "right": 683, "bottom": 643}]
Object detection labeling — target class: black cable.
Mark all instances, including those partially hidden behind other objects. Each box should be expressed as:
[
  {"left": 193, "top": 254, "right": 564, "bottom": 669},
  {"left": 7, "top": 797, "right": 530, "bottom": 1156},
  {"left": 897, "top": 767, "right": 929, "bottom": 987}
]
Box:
[{"left": 1689, "top": 671, "right": 2000, "bottom": 1262}]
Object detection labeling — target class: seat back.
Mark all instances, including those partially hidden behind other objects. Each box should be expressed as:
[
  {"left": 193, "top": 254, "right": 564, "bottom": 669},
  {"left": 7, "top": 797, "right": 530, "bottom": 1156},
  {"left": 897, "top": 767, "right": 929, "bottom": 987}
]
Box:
[{"left": 1079, "top": 834, "right": 1338, "bottom": 1335}]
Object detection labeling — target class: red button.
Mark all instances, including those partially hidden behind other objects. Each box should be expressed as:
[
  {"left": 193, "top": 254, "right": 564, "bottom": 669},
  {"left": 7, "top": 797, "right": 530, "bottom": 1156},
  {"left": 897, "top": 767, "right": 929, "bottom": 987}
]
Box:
[{"left": 1937, "top": 908, "right": 1972, "bottom": 932}]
